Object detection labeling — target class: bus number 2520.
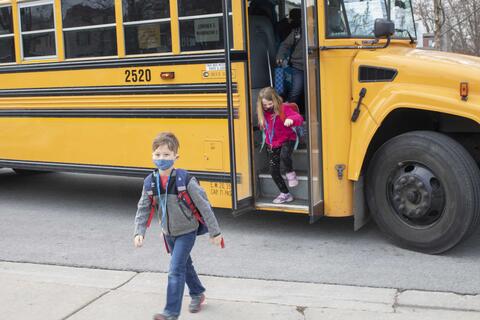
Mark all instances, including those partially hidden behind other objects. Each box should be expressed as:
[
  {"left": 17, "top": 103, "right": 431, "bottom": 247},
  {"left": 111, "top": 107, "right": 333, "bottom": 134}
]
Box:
[{"left": 124, "top": 69, "right": 152, "bottom": 83}]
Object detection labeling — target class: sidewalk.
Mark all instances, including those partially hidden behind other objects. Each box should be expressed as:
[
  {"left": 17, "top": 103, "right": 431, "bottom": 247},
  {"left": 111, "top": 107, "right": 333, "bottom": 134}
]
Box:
[{"left": 1, "top": 261, "right": 479, "bottom": 320}]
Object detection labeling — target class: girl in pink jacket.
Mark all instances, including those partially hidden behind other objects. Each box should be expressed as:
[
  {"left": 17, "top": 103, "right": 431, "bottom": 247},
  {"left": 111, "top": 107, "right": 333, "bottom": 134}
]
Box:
[{"left": 256, "top": 87, "right": 304, "bottom": 204}]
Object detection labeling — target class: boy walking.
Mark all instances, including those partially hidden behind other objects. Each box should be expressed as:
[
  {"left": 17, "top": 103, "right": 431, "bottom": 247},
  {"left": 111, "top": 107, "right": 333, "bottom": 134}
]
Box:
[{"left": 134, "top": 132, "right": 224, "bottom": 320}]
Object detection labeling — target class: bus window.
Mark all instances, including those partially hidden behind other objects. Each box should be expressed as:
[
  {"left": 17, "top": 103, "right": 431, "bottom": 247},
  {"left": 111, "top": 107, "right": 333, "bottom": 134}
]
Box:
[
  {"left": 326, "top": 0, "right": 348, "bottom": 37},
  {"left": 392, "top": 0, "right": 416, "bottom": 38},
  {"left": 0, "top": 5, "right": 15, "bottom": 63},
  {"left": 122, "top": 0, "right": 172, "bottom": 55},
  {"left": 177, "top": 0, "right": 228, "bottom": 52},
  {"left": 62, "top": 0, "right": 117, "bottom": 58},
  {"left": 19, "top": 1, "right": 57, "bottom": 59}
]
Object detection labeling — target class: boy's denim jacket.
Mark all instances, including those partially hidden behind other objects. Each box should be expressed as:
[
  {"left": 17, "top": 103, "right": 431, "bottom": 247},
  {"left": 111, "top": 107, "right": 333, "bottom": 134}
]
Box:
[{"left": 134, "top": 169, "right": 221, "bottom": 238}]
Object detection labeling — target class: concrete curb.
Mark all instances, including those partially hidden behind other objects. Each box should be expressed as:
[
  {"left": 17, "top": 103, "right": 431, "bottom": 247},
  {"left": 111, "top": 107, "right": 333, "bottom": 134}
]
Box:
[{"left": 0, "top": 261, "right": 478, "bottom": 320}]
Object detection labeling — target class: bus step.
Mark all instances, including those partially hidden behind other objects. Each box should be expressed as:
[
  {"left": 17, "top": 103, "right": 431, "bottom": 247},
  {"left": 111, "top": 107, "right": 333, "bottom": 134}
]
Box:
[
  {"left": 255, "top": 197, "right": 309, "bottom": 214},
  {"left": 256, "top": 148, "right": 309, "bottom": 172},
  {"left": 258, "top": 171, "right": 308, "bottom": 200},
  {"left": 291, "top": 148, "right": 308, "bottom": 170}
]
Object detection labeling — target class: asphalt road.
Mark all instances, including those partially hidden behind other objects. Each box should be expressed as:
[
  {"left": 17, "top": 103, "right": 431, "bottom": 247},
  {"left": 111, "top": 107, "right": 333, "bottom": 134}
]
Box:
[{"left": 1, "top": 169, "right": 479, "bottom": 294}]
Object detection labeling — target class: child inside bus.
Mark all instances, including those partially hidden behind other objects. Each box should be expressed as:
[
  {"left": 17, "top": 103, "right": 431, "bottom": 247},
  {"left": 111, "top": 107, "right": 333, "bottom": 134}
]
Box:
[
  {"left": 257, "top": 87, "right": 304, "bottom": 203},
  {"left": 133, "top": 132, "right": 224, "bottom": 320}
]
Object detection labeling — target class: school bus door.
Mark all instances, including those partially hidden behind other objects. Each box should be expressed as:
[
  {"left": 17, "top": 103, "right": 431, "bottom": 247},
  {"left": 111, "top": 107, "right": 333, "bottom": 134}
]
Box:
[
  {"left": 304, "top": 0, "right": 324, "bottom": 221},
  {"left": 222, "top": 0, "right": 255, "bottom": 214}
]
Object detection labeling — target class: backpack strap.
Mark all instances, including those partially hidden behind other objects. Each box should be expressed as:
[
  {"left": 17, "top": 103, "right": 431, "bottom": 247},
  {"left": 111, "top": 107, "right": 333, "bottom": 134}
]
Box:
[
  {"left": 260, "top": 129, "right": 266, "bottom": 152},
  {"left": 175, "top": 169, "right": 206, "bottom": 225},
  {"left": 163, "top": 233, "right": 171, "bottom": 254},
  {"left": 143, "top": 172, "right": 157, "bottom": 228},
  {"left": 292, "top": 127, "right": 299, "bottom": 150},
  {"left": 279, "top": 104, "right": 286, "bottom": 122}
]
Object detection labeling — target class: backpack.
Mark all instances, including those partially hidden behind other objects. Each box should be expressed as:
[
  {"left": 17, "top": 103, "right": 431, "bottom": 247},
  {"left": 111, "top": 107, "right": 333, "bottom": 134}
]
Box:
[
  {"left": 144, "top": 169, "right": 208, "bottom": 239},
  {"left": 260, "top": 102, "right": 305, "bottom": 151}
]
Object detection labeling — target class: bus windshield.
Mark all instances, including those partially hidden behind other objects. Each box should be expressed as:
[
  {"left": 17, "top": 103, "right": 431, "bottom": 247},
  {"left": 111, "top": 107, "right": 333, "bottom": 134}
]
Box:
[{"left": 326, "top": 0, "right": 416, "bottom": 39}]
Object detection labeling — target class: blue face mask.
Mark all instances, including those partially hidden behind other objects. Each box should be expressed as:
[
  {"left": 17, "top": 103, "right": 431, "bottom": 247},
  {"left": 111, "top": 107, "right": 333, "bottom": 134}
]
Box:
[{"left": 154, "top": 159, "right": 175, "bottom": 171}]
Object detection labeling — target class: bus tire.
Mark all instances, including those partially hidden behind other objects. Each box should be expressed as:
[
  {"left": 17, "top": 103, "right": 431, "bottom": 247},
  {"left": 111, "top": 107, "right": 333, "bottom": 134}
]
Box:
[{"left": 366, "top": 131, "right": 480, "bottom": 254}]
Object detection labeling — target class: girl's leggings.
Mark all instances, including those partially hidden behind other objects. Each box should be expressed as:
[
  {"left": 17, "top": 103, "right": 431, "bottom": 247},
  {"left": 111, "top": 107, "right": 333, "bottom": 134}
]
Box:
[{"left": 267, "top": 141, "right": 295, "bottom": 194}]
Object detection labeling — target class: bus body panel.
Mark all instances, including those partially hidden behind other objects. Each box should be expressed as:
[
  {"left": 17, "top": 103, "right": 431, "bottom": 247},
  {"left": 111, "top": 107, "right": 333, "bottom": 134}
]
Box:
[
  {"left": 318, "top": 49, "right": 355, "bottom": 217},
  {"left": 0, "top": 60, "right": 253, "bottom": 209},
  {"left": 348, "top": 46, "right": 480, "bottom": 181}
]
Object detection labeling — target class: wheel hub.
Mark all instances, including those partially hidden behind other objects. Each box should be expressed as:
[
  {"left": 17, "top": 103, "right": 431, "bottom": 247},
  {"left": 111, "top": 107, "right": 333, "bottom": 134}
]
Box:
[{"left": 389, "top": 163, "right": 445, "bottom": 226}]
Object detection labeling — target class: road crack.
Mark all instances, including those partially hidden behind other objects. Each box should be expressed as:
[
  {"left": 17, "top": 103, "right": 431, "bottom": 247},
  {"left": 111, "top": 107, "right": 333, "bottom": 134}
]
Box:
[{"left": 61, "top": 272, "right": 139, "bottom": 320}]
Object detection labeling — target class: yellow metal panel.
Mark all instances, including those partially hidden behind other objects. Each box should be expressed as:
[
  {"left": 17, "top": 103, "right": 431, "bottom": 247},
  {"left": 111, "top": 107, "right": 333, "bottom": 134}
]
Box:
[
  {"left": 203, "top": 140, "right": 223, "bottom": 170},
  {"left": 114, "top": 0, "right": 125, "bottom": 58},
  {"left": 319, "top": 50, "right": 355, "bottom": 217},
  {"left": 203, "top": 182, "right": 232, "bottom": 208},
  {"left": 0, "top": 117, "right": 232, "bottom": 208},
  {"left": 53, "top": 0, "right": 64, "bottom": 61},
  {"left": 0, "top": 117, "right": 230, "bottom": 171},
  {"left": 254, "top": 206, "right": 309, "bottom": 214},
  {"left": 0, "top": 94, "right": 239, "bottom": 109},
  {"left": 0, "top": 60, "right": 251, "bottom": 211},
  {"left": 169, "top": 0, "right": 180, "bottom": 54},
  {"left": 348, "top": 46, "right": 480, "bottom": 182},
  {"left": 317, "top": 0, "right": 325, "bottom": 42},
  {"left": 232, "top": 0, "right": 244, "bottom": 50},
  {"left": 11, "top": 0, "right": 20, "bottom": 63},
  {"left": 0, "top": 64, "right": 239, "bottom": 89}
]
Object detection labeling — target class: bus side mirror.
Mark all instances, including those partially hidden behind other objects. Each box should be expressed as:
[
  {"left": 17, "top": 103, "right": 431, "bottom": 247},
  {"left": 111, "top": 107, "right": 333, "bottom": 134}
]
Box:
[{"left": 374, "top": 19, "right": 395, "bottom": 38}]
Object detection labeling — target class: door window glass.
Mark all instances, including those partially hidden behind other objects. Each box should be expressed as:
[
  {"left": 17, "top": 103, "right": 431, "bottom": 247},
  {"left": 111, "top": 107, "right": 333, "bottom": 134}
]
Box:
[{"left": 178, "top": 0, "right": 231, "bottom": 52}]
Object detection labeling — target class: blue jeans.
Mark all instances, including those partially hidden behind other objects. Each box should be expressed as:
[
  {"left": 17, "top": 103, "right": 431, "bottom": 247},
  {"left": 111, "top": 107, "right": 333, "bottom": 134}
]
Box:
[
  {"left": 287, "top": 67, "right": 304, "bottom": 110},
  {"left": 164, "top": 231, "right": 205, "bottom": 316}
]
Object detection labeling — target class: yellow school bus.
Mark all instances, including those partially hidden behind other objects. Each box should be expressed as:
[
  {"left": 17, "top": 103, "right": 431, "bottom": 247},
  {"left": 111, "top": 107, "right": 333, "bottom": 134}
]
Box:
[{"left": 1, "top": 0, "right": 479, "bottom": 253}]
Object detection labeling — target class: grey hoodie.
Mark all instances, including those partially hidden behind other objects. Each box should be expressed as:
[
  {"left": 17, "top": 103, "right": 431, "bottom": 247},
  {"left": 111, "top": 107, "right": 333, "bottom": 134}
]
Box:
[
  {"left": 276, "top": 27, "right": 304, "bottom": 71},
  {"left": 134, "top": 170, "right": 221, "bottom": 238}
]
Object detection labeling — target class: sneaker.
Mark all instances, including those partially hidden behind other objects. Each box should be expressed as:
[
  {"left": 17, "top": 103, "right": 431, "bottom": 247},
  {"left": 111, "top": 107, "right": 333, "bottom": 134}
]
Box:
[
  {"left": 152, "top": 313, "right": 178, "bottom": 320},
  {"left": 286, "top": 171, "right": 298, "bottom": 187},
  {"left": 273, "top": 193, "right": 294, "bottom": 204},
  {"left": 189, "top": 293, "right": 205, "bottom": 313}
]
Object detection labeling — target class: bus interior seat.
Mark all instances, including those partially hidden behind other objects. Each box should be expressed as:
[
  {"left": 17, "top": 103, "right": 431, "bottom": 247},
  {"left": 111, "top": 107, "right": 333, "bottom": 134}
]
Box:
[
  {"left": 248, "top": 14, "right": 276, "bottom": 127},
  {"left": 249, "top": 0, "right": 277, "bottom": 26}
]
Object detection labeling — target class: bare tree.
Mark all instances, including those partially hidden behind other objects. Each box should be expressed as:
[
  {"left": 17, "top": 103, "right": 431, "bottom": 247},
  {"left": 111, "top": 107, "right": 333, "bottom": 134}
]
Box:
[
  {"left": 414, "top": 0, "right": 434, "bottom": 33},
  {"left": 415, "top": 0, "right": 480, "bottom": 56},
  {"left": 433, "top": 0, "right": 445, "bottom": 49}
]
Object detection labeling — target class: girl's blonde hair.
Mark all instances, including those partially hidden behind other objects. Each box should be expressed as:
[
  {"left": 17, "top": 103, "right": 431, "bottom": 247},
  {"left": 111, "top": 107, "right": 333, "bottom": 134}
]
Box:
[{"left": 256, "top": 87, "right": 283, "bottom": 129}]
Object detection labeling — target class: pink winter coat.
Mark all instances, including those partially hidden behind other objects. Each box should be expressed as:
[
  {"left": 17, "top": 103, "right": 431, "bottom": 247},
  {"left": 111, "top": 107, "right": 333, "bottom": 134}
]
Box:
[{"left": 263, "top": 103, "right": 304, "bottom": 148}]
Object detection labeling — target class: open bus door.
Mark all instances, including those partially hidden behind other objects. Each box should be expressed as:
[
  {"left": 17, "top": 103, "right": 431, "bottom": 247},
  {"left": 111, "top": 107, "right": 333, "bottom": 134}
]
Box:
[
  {"left": 222, "top": 0, "right": 255, "bottom": 215},
  {"left": 245, "top": 0, "right": 324, "bottom": 217},
  {"left": 303, "top": 0, "right": 324, "bottom": 222}
]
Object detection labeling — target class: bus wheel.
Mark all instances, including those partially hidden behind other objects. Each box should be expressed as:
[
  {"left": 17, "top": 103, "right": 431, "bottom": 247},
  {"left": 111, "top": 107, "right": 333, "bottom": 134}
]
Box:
[{"left": 366, "top": 131, "right": 480, "bottom": 254}]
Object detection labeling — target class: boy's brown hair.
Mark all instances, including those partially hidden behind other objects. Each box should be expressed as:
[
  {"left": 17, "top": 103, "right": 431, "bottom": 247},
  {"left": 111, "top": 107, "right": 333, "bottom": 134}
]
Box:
[{"left": 152, "top": 132, "right": 180, "bottom": 153}]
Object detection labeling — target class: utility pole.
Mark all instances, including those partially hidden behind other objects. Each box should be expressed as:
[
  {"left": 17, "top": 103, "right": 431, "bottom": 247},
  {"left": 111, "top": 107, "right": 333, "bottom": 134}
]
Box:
[{"left": 434, "top": 0, "right": 444, "bottom": 50}]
